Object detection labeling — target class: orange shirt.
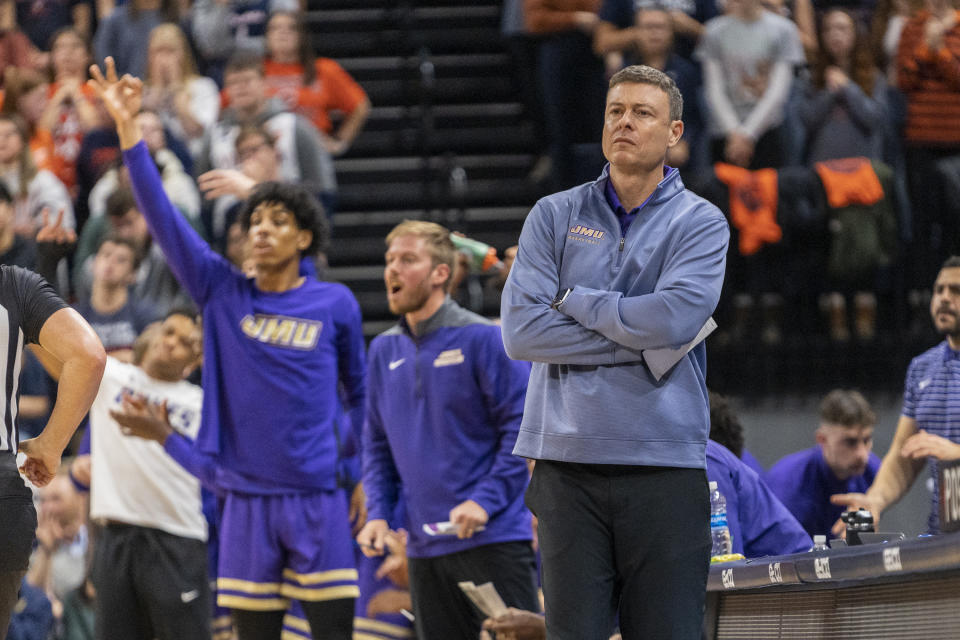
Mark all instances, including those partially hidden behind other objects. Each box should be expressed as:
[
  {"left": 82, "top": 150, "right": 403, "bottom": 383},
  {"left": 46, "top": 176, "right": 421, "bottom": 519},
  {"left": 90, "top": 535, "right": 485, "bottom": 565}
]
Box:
[
  {"left": 263, "top": 58, "right": 367, "bottom": 134},
  {"left": 897, "top": 10, "right": 960, "bottom": 146},
  {"left": 35, "top": 82, "right": 98, "bottom": 193}
]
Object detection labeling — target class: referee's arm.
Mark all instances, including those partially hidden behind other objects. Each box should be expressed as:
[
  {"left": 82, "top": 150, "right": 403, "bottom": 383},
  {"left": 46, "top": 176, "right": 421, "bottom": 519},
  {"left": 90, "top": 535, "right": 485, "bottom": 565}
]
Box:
[{"left": 20, "top": 308, "right": 106, "bottom": 486}]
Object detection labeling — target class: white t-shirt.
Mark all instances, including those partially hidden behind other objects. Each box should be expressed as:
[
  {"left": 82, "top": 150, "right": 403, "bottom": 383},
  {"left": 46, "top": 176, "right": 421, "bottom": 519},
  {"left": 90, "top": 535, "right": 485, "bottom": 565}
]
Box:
[
  {"left": 90, "top": 357, "right": 206, "bottom": 541},
  {"left": 695, "top": 10, "right": 805, "bottom": 135}
]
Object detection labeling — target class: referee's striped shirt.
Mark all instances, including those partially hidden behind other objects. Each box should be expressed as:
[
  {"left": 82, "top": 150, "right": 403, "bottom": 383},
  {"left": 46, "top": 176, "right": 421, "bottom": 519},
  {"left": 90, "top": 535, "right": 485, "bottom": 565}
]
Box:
[{"left": 0, "top": 265, "right": 67, "bottom": 454}]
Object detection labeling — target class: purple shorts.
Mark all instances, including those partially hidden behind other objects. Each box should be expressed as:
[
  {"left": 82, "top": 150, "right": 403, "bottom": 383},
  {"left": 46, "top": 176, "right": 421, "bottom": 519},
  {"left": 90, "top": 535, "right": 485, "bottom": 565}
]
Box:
[{"left": 216, "top": 489, "right": 358, "bottom": 611}]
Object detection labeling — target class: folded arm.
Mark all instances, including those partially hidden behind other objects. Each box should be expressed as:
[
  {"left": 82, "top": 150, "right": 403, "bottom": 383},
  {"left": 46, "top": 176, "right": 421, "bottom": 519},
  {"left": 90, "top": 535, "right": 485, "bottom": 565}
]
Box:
[
  {"left": 559, "top": 211, "right": 728, "bottom": 351},
  {"left": 500, "top": 202, "right": 646, "bottom": 365}
]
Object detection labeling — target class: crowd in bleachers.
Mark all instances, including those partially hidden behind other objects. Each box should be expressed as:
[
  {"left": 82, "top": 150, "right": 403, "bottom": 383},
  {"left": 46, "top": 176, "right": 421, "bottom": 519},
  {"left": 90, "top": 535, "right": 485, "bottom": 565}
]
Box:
[
  {"left": 509, "top": 0, "right": 960, "bottom": 346},
  {"left": 2, "top": 0, "right": 960, "bottom": 637}
]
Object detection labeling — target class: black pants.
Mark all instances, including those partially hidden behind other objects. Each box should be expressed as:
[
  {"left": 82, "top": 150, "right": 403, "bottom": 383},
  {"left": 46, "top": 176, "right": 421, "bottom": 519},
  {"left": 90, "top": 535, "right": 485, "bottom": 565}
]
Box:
[
  {"left": 0, "top": 455, "right": 35, "bottom": 638},
  {"left": 527, "top": 461, "right": 710, "bottom": 640},
  {"left": 408, "top": 541, "right": 539, "bottom": 640},
  {"left": 232, "top": 599, "right": 354, "bottom": 640},
  {"left": 92, "top": 522, "right": 210, "bottom": 640}
]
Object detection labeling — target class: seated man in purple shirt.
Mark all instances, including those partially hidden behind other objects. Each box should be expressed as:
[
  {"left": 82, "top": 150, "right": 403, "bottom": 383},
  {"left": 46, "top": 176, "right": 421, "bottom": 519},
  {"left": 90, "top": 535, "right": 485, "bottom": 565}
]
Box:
[
  {"left": 707, "top": 440, "right": 811, "bottom": 558},
  {"left": 764, "top": 389, "right": 881, "bottom": 538}
]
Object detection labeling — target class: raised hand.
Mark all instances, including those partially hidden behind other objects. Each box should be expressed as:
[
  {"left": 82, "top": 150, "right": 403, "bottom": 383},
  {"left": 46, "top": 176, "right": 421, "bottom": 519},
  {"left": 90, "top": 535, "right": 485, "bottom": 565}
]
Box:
[
  {"left": 35, "top": 208, "right": 77, "bottom": 245},
  {"left": 197, "top": 169, "right": 257, "bottom": 200},
  {"left": 87, "top": 57, "right": 143, "bottom": 149}
]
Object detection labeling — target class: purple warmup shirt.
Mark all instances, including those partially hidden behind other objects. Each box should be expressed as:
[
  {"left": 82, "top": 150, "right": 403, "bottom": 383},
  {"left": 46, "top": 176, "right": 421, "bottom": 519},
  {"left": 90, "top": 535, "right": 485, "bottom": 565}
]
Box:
[{"left": 124, "top": 141, "right": 366, "bottom": 495}]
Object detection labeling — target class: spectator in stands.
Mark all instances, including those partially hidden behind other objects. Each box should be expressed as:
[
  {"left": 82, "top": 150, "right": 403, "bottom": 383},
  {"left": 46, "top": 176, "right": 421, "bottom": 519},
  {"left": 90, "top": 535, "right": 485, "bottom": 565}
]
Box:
[
  {"left": 92, "top": 56, "right": 366, "bottom": 639},
  {"left": 799, "top": 10, "right": 892, "bottom": 343},
  {"left": 0, "top": 9, "right": 46, "bottom": 72},
  {"left": 264, "top": 11, "right": 371, "bottom": 157},
  {"left": 190, "top": 0, "right": 298, "bottom": 82},
  {"left": 197, "top": 123, "right": 285, "bottom": 246},
  {"left": 223, "top": 213, "right": 252, "bottom": 272},
  {"left": 74, "top": 187, "right": 191, "bottom": 316},
  {"left": 93, "top": 0, "right": 181, "bottom": 78},
  {"left": 0, "top": 181, "right": 38, "bottom": 267},
  {"left": 4, "top": 577, "right": 54, "bottom": 640},
  {"left": 73, "top": 235, "right": 156, "bottom": 361},
  {"left": 85, "top": 312, "right": 209, "bottom": 640},
  {"left": 870, "top": 0, "right": 918, "bottom": 83},
  {"left": 75, "top": 100, "right": 123, "bottom": 225},
  {"left": 41, "top": 28, "right": 99, "bottom": 200},
  {"left": 833, "top": 257, "right": 960, "bottom": 534},
  {"left": 799, "top": 9, "right": 896, "bottom": 342},
  {"left": 88, "top": 110, "right": 201, "bottom": 222},
  {"left": 597, "top": 0, "right": 720, "bottom": 64},
  {"left": 7, "top": 207, "right": 75, "bottom": 304},
  {"left": 696, "top": 0, "right": 805, "bottom": 168},
  {"left": 0, "top": 114, "right": 75, "bottom": 236},
  {"left": 594, "top": 5, "right": 705, "bottom": 168},
  {"left": 142, "top": 23, "right": 221, "bottom": 160},
  {"left": 501, "top": 0, "right": 552, "bottom": 183},
  {"left": 25, "top": 472, "right": 89, "bottom": 621},
  {"left": 525, "top": 0, "right": 608, "bottom": 190},
  {"left": 196, "top": 50, "right": 338, "bottom": 218},
  {"left": 765, "top": 389, "right": 881, "bottom": 538},
  {"left": 897, "top": 0, "right": 960, "bottom": 289},
  {"left": 59, "top": 576, "right": 95, "bottom": 640},
  {"left": 357, "top": 220, "right": 538, "bottom": 639},
  {"left": 800, "top": 9, "right": 887, "bottom": 163},
  {"left": 15, "top": 0, "right": 92, "bottom": 51},
  {"left": 1, "top": 67, "right": 54, "bottom": 167},
  {"left": 809, "top": 0, "right": 877, "bottom": 30}
]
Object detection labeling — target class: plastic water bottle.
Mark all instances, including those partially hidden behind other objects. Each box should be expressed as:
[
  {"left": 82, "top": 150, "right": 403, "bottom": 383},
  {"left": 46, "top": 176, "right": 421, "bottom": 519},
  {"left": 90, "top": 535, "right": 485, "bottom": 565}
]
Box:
[
  {"left": 450, "top": 234, "right": 504, "bottom": 273},
  {"left": 709, "top": 481, "right": 732, "bottom": 557},
  {"left": 811, "top": 534, "right": 829, "bottom": 551}
]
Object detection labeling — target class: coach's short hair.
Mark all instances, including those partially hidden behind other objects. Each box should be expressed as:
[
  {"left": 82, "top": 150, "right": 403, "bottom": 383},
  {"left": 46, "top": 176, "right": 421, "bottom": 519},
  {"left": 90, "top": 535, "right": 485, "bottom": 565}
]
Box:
[{"left": 609, "top": 64, "right": 683, "bottom": 122}]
